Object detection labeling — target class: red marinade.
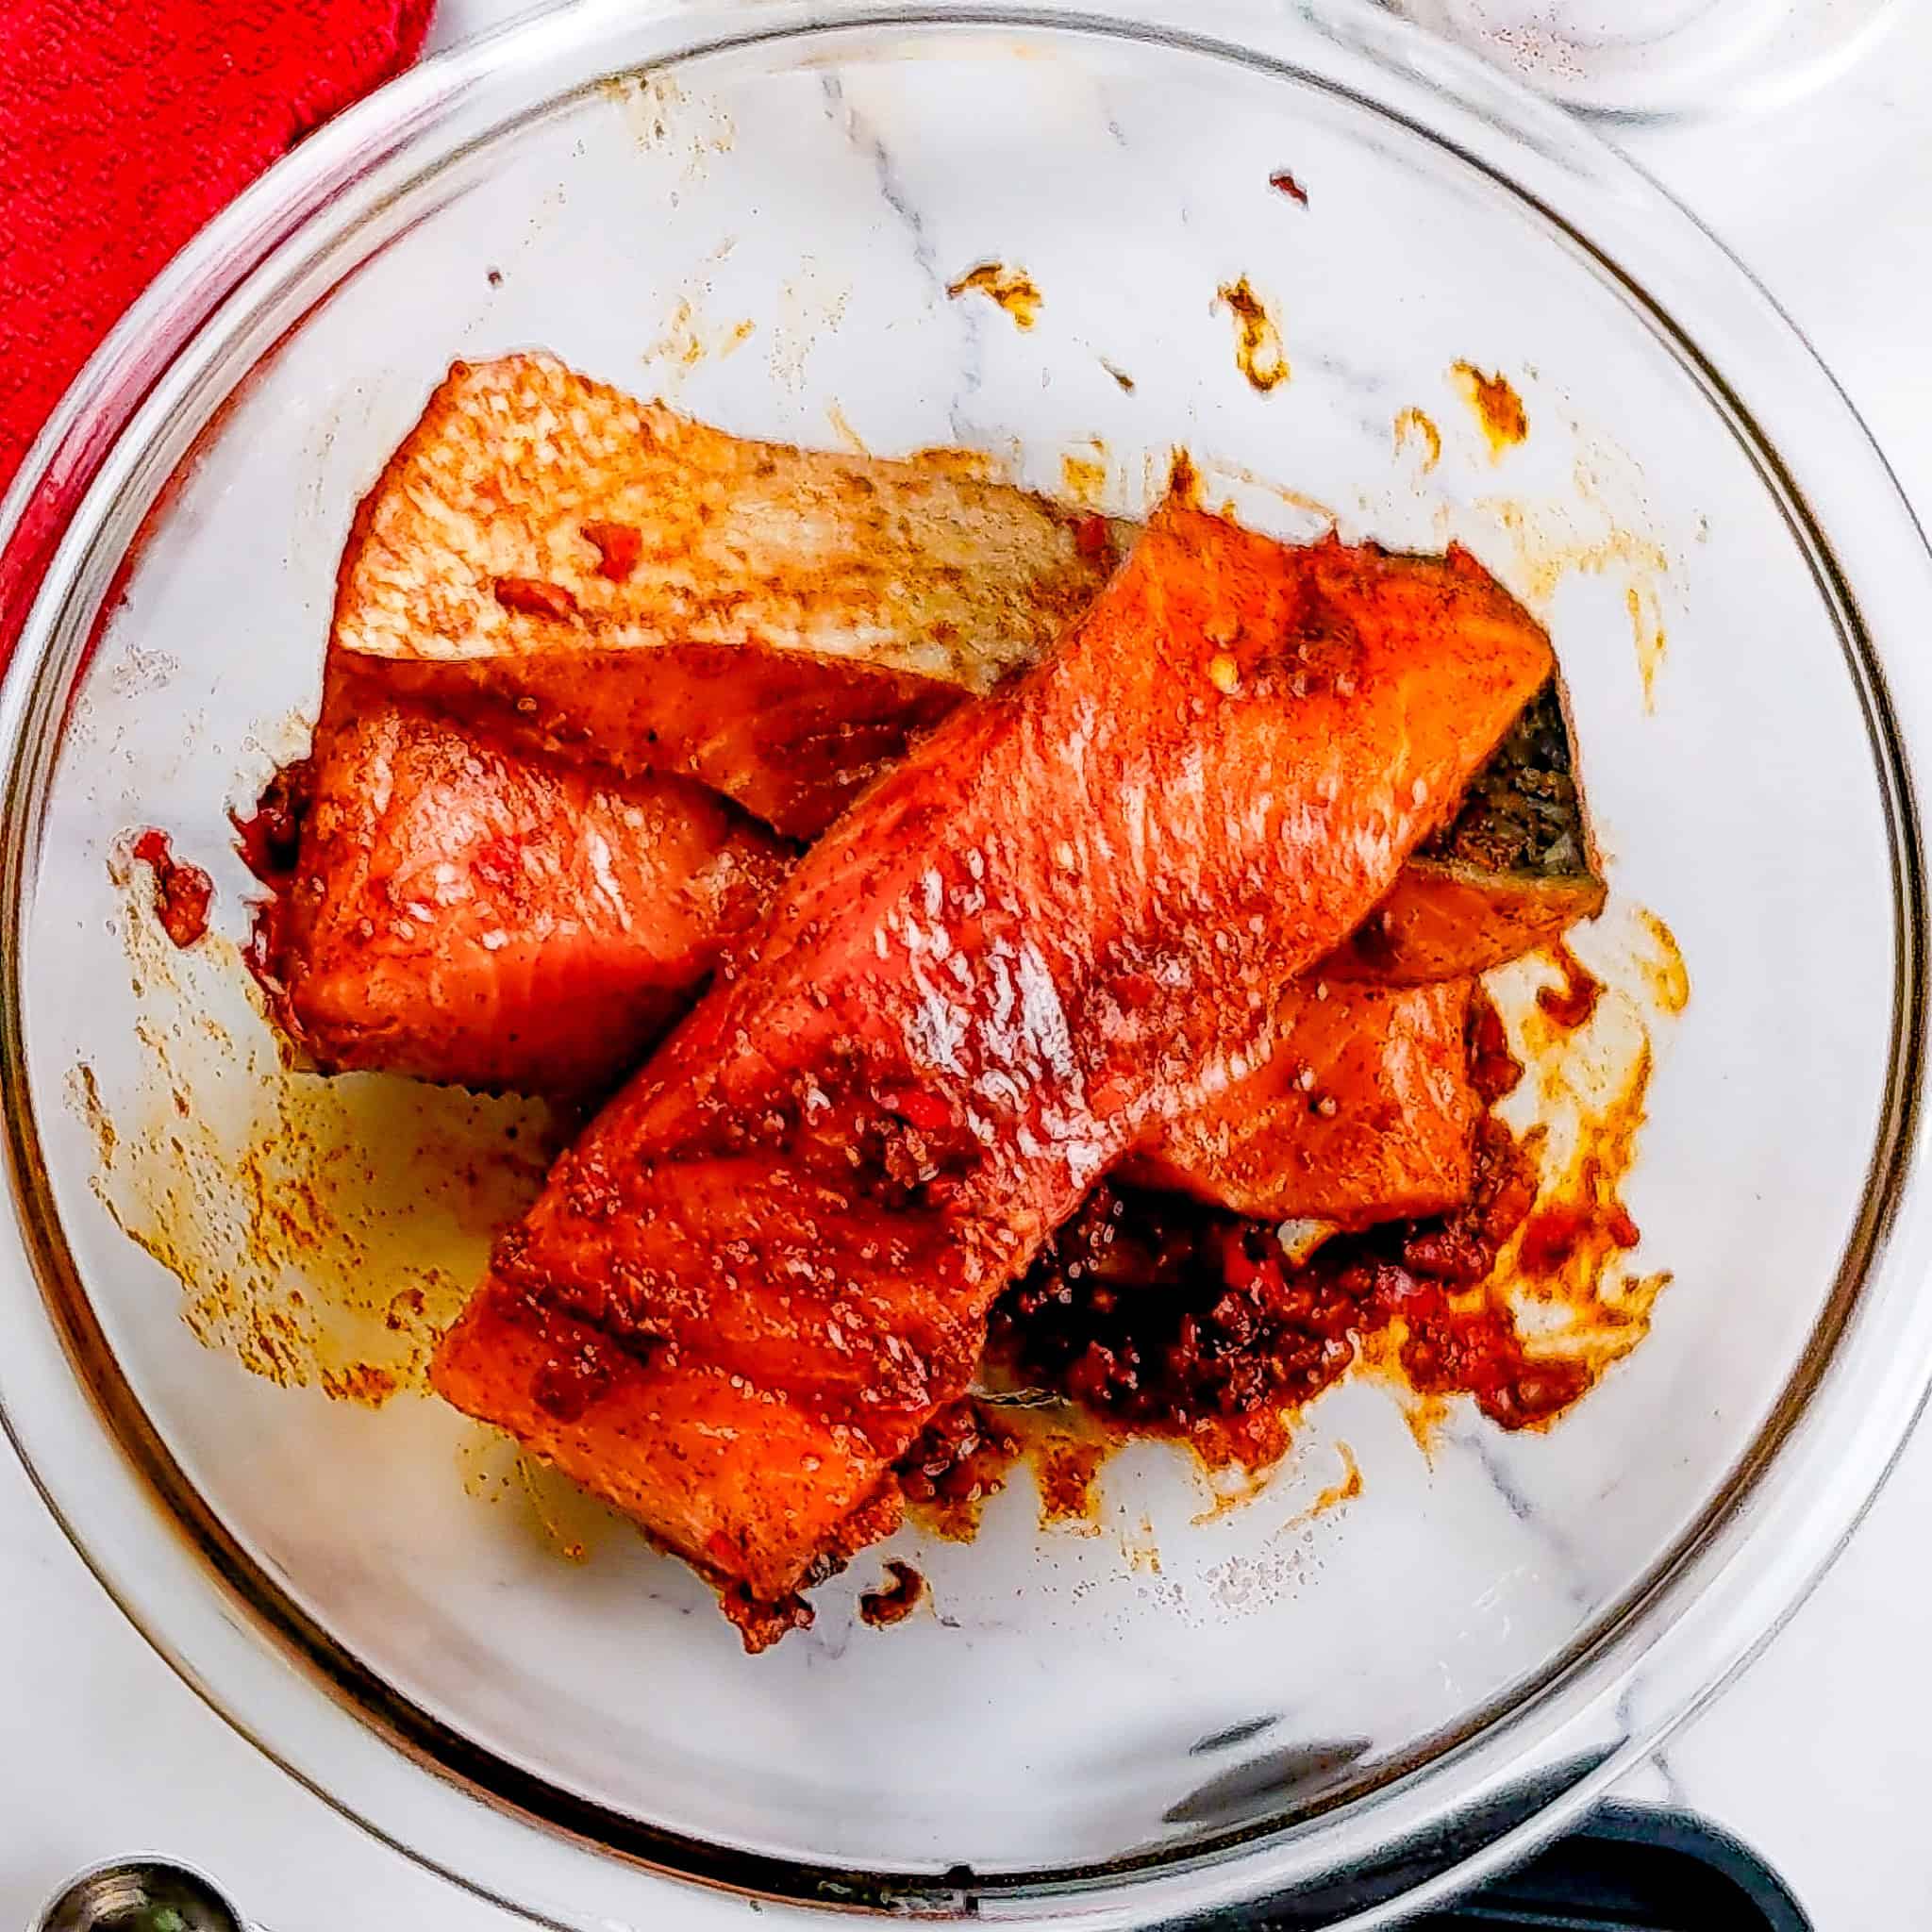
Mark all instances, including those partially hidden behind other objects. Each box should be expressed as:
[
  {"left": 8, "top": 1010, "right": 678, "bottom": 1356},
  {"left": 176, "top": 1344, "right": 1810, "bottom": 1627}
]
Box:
[
  {"left": 131, "top": 828, "right": 213, "bottom": 949},
  {"left": 991, "top": 1116, "right": 1587, "bottom": 1457}
]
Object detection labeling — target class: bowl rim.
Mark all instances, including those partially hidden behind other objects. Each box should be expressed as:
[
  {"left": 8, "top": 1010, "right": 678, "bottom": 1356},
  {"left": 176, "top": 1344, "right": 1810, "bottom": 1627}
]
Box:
[{"left": 2, "top": 2, "right": 1930, "bottom": 1925}]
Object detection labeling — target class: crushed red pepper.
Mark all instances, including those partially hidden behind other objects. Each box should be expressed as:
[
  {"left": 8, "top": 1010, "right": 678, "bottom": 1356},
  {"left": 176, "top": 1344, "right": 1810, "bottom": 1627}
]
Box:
[
  {"left": 1466, "top": 987, "right": 1521, "bottom": 1107},
  {"left": 1515, "top": 1179, "right": 1641, "bottom": 1279},
  {"left": 581, "top": 520, "right": 642, "bottom": 582},
  {"left": 493, "top": 575, "right": 579, "bottom": 621},
  {"left": 231, "top": 758, "right": 310, "bottom": 887},
  {"left": 529, "top": 1330, "right": 621, "bottom": 1424},
  {"left": 130, "top": 828, "right": 214, "bottom": 949},
  {"left": 1074, "top": 514, "right": 1110, "bottom": 558},
  {"left": 1268, "top": 170, "right": 1309, "bottom": 206},
  {"left": 471, "top": 835, "right": 524, "bottom": 892}
]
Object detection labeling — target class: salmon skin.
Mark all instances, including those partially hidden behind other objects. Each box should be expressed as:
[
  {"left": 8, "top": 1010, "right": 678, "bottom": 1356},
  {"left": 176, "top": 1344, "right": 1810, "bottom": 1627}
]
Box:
[
  {"left": 1124, "top": 980, "right": 1479, "bottom": 1226},
  {"left": 331, "top": 354, "right": 1120, "bottom": 838},
  {"left": 1333, "top": 682, "right": 1604, "bottom": 981},
  {"left": 263, "top": 675, "right": 788, "bottom": 1096},
  {"left": 431, "top": 505, "right": 1554, "bottom": 1636}
]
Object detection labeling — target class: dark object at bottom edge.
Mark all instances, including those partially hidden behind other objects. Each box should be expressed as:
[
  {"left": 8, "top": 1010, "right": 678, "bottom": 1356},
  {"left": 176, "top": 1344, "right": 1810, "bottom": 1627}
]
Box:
[{"left": 1402, "top": 1802, "right": 1808, "bottom": 1931}]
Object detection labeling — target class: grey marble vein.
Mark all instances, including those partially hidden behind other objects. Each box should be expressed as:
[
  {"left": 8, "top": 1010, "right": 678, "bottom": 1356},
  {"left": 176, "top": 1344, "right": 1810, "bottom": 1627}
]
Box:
[
  {"left": 1463, "top": 1427, "right": 1600, "bottom": 1619},
  {"left": 817, "top": 72, "right": 985, "bottom": 441}
]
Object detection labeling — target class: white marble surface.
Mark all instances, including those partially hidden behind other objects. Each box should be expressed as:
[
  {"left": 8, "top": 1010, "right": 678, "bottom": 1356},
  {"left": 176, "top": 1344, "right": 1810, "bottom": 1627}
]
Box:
[{"left": 3, "top": 3, "right": 1930, "bottom": 1926}]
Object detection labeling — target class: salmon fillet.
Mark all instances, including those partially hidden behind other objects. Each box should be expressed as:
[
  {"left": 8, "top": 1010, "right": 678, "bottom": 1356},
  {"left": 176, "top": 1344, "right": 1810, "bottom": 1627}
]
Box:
[
  {"left": 332, "top": 354, "right": 1120, "bottom": 837},
  {"left": 1124, "top": 980, "right": 1479, "bottom": 1226},
  {"left": 431, "top": 507, "right": 1554, "bottom": 1632},
  {"left": 265, "top": 675, "right": 789, "bottom": 1095}
]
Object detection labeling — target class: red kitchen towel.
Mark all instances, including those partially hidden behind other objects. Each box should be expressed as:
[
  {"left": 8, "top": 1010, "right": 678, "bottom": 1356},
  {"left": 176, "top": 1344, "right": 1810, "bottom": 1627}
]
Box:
[{"left": 0, "top": 0, "right": 433, "bottom": 594}]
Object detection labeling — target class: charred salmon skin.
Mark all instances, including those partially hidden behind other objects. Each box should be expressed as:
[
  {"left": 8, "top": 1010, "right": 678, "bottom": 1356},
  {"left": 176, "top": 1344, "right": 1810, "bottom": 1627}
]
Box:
[
  {"left": 431, "top": 506, "right": 1554, "bottom": 1636},
  {"left": 1333, "top": 682, "right": 1603, "bottom": 981}
]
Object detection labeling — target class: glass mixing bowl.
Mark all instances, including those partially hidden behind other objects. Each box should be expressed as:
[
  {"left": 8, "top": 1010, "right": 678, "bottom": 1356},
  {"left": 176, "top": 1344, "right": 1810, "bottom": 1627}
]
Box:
[{"left": 4, "top": 1, "right": 1932, "bottom": 1924}]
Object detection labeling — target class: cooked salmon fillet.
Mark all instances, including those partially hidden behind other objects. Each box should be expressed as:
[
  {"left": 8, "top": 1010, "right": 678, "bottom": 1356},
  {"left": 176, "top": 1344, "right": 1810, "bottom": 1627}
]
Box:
[
  {"left": 266, "top": 675, "right": 788, "bottom": 1094},
  {"left": 431, "top": 507, "right": 1554, "bottom": 1634},
  {"left": 1124, "top": 980, "right": 1479, "bottom": 1225},
  {"left": 332, "top": 354, "right": 1120, "bottom": 836}
]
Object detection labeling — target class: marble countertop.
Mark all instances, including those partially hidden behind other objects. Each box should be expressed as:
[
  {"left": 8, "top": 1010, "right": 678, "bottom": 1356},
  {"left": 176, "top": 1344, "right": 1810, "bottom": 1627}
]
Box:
[{"left": 5, "top": 4, "right": 1929, "bottom": 1926}]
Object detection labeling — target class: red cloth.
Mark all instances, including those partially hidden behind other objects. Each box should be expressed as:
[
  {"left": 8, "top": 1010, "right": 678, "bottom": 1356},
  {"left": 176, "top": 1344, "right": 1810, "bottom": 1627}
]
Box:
[
  {"left": 0, "top": 0, "right": 432, "bottom": 658},
  {"left": 0, "top": 0, "right": 432, "bottom": 495}
]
